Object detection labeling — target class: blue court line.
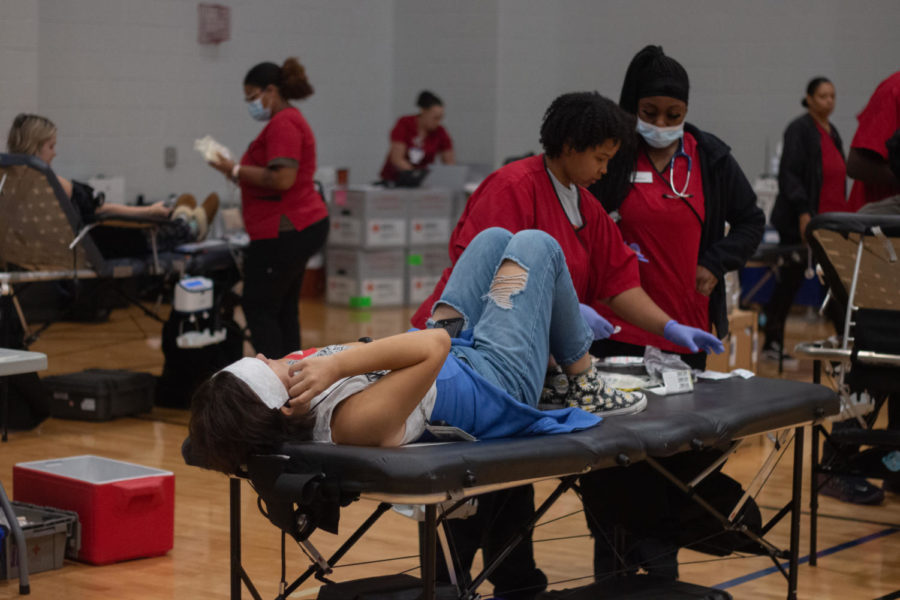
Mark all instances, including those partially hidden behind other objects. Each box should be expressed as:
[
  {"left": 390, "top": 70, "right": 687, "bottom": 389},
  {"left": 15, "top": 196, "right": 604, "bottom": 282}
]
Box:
[{"left": 713, "top": 527, "right": 900, "bottom": 590}]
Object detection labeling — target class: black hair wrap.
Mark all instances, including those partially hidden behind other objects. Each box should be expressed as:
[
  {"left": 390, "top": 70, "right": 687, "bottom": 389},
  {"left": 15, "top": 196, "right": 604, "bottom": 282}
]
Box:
[{"left": 619, "top": 45, "right": 689, "bottom": 114}]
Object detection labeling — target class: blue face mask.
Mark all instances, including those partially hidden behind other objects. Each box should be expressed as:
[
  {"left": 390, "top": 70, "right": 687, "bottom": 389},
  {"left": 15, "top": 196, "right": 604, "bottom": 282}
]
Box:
[
  {"left": 248, "top": 97, "right": 271, "bottom": 122},
  {"left": 636, "top": 118, "right": 683, "bottom": 149}
]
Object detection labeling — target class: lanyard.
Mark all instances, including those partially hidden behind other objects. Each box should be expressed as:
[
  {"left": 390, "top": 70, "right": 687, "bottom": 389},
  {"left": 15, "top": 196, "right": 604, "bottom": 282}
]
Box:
[{"left": 667, "top": 138, "right": 692, "bottom": 198}]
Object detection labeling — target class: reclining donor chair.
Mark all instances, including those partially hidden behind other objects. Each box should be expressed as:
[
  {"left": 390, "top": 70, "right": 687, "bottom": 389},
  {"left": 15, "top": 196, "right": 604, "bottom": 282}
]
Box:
[
  {"left": 0, "top": 152, "right": 239, "bottom": 347},
  {"left": 794, "top": 212, "right": 900, "bottom": 565}
]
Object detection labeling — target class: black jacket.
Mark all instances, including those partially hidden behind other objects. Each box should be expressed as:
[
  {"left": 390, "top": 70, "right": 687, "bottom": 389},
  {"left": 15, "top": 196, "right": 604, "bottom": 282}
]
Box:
[
  {"left": 596, "top": 123, "right": 765, "bottom": 338},
  {"left": 770, "top": 114, "right": 844, "bottom": 244}
]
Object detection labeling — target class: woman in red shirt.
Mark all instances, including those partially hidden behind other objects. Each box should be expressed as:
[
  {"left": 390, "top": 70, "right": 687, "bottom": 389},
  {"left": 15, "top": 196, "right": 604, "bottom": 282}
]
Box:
[
  {"left": 765, "top": 77, "right": 847, "bottom": 360},
  {"left": 210, "top": 58, "right": 329, "bottom": 358},
  {"left": 581, "top": 45, "right": 764, "bottom": 582},
  {"left": 590, "top": 45, "right": 764, "bottom": 371},
  {"left": 379, "top": 90, "right": 455, "bottom": 185},
  {"left": 412, "top": 92, "right": 723, "bottom": 600}
]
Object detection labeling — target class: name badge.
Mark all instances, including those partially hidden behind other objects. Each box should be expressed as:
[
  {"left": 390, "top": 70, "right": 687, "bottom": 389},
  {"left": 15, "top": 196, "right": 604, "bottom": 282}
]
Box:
[
  {"left": 408, "top": 147, "right": 425, "bottom": 165},
  {"left": 631, "top": 171, "right": 654, "bottom": 184}
]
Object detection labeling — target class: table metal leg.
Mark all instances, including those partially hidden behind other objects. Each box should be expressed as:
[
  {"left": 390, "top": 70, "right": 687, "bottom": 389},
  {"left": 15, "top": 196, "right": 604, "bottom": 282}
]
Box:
[
  {"left": 787, "top": 425, "right": 804, "bottom": 599},
  {"left": 422, "top": 505, "right": 437, "bottom": 600},
  {"left": 810, "top": 359, "right": 821, "bottom": 567},
  {"left": 230, "top": 477, "right": 241, "bottom": 600},
  {"left": 2, "top": 376, "right": 8, "bottom": 443},
  {"left": 810, "top": 425, "right": 819, "bottom": 567}
]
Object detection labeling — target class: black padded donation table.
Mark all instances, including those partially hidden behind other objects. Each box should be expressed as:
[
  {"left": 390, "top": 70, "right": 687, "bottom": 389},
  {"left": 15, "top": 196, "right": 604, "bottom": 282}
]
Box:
[{"left": 185, "top": 375, "right": 838, "bottom": 600}]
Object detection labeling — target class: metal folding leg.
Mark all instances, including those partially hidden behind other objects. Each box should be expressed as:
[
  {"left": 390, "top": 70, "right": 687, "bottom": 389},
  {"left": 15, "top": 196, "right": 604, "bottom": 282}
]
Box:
[
  {"left": 0, "top": 480, "right": 30, "bottom": 595},
  {"left": 645, "top": 427, "right": 805, "bottom": 600},
  {"left": 230, "top": 478, "right": 263, "bottom": 600}
]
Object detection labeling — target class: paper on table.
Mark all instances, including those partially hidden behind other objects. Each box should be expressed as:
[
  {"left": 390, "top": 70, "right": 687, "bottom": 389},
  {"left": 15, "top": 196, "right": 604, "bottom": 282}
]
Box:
[
  {"left": 594, "top": 372, "right": 654, "bottom": 391},
  {"left": 696, "top": 369, "right": 755, "bottom": 380}
]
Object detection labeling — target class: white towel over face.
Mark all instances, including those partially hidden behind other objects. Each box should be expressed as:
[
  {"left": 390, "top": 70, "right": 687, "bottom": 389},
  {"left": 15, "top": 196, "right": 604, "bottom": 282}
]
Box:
[{"left": 221, "top": 357, "right": 288, "bottom": 409}]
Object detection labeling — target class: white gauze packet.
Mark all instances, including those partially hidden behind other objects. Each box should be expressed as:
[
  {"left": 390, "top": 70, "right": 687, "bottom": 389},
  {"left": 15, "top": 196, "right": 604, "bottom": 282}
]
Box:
[{"left": 194, "top": 135, "right": 232, "bottom": 162}]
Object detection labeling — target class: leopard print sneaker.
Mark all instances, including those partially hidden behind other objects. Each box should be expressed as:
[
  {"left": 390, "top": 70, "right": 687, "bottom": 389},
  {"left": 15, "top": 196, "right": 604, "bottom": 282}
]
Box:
[{"left": 539, "top": 364, "right": 570, "bottom": 409}]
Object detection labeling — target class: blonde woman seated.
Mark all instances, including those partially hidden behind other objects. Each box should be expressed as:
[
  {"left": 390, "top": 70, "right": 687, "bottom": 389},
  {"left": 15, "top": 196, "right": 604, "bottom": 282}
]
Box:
[
  {"left": 6, "top": 113, "right": 218, "bottom": 245},
  {"left": 189, "top": 228, "right": 652, "bottom": 476}
]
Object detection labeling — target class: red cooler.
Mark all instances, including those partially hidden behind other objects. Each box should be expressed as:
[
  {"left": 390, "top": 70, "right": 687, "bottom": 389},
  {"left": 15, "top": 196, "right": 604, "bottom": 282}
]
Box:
[{"left": 13, "top": 455, "right": 174, "bottom": 565}]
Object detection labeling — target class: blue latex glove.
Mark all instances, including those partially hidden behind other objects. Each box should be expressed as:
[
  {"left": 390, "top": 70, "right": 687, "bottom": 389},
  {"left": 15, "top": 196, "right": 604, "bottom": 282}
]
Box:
[
  {"left": 579, "top": 303, "right": 615, "bottom": 340},
  {"left": 663, "top": 320, "right": 725, "bottom": 354},
  {"left": 627, "top": 242, "right": 649, "bottom": 263}
]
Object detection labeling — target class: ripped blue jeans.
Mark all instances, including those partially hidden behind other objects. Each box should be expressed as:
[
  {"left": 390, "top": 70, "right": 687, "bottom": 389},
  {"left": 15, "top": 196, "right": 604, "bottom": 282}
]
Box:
[{"left": 430, "top": 228, "right": 592, "bottom": 407}]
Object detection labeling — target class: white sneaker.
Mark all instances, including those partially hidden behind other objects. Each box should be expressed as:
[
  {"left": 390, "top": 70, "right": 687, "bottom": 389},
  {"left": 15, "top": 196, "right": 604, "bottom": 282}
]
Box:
[{"left": 761, "top": 344, "right": 799, "bottom": 370}]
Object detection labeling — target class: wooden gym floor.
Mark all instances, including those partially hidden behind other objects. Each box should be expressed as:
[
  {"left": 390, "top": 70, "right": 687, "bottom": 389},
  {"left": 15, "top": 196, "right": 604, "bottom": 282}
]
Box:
[{"left": 1, "top": 299, "right": 898, "bottom": 599}]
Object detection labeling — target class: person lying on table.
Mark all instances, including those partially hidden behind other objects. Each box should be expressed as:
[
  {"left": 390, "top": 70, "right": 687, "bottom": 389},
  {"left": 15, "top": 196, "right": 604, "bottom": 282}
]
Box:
[{"left": 190, "top": 228, "right": 718, "bottom": 476}]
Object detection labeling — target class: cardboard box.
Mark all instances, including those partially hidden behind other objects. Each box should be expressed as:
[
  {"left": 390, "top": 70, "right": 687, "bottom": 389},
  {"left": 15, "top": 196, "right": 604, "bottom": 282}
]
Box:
[
  {"left": 408, "top": 189, "right": 453, "bottom": 245},
  {"left": 13, "top": 455, "right": 174, "bottom": 565},
  {"left": 321, "top": 308, "right": 411, "bottom": 342},
  {"left": 406, "top": 246, "right": 451, "bottom": 306},
  {"left": 706, "top": 309, "right": 758, "bottom": 373},
  {"left": 328, "top": 186, "right": 408, "bottom": 248},
  {"left": 326, "top": 247, "right": 406, "bottom": 307}
]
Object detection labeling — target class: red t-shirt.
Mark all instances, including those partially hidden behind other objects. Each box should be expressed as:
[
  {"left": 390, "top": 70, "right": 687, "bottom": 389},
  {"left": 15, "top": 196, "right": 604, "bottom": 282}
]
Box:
[
  {"left": 598, "top": 134, "right": 708, "bottom": 353},
  {"left": 379, "top": 115, "right": 453, "bottom": 181},
  {"left": 410, "top": 154, "right": 640, "bottom": 328},
  {"left": 848, "top": 71, "right": 900, "bottom": 209},
  {"left": 815, "top": 122, "right": 848, "bottom": 214},
  {"left": 240, "top": 107, "right": 327, "bottom": 240}
]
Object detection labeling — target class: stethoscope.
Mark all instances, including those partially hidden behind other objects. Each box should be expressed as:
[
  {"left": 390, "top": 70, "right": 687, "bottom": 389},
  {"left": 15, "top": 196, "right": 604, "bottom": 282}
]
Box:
[{"left": 666, "top": 138, "right": 692, "bottom": 199}]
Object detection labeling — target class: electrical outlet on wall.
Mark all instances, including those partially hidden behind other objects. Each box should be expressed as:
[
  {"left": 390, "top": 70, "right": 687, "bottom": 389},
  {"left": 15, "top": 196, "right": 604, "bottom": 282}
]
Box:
[{"left": 164, "top": 146, "right": 177, "bottom": 169}]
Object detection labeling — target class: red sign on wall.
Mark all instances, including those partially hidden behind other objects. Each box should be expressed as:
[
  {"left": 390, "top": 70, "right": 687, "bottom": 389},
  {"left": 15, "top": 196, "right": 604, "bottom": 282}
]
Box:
[{"left": 198, "top": 3, "right": 230, "bottom": 45}]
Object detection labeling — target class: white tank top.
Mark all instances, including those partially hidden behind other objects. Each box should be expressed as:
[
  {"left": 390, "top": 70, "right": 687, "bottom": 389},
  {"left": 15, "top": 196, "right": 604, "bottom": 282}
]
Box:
[{"left": 296, "top": 345, "right": 437, "bottom": 445}]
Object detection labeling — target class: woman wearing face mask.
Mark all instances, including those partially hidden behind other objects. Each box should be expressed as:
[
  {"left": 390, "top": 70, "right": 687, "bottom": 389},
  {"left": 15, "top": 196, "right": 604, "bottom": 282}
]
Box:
[
  {"left": 379, "top": 90, "right": 455, "bottom": 186},
  {"left": 209, "top": 57, "right": 329, "bottom": 358},
  {"left": 579, "top": 45, "right": 765, "bottom": 582},
  {"left": 592, "top": 45, "right": 764, "bottom": 370},
  {"left": 763, "top": 77, "right": 847, "bottom": 363}
]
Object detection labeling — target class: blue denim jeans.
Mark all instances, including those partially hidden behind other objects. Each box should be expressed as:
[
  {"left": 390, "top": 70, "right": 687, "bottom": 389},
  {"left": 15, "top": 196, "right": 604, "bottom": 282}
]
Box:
[{"left": 430, "top": 227, "right": 592, "bottom": 407}]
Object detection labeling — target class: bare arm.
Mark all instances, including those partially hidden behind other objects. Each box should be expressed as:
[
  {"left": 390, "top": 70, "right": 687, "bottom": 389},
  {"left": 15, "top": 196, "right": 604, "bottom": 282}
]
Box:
[
  {"left": 209, "top": 153, "right": 298, "bottom": 191},
  {"left": 389, "top": 141, "right": 415, "bottom": 171},
  {"left": 57, "top": 175, "right": 73, "bottom": 198},
  {"left": 847, "top": 147, "right": 900, "bottom": 186},
  {"left": 286, "top": 329, "right": 451, "bottom": 446},
  {"left": 603, "top": 287, "right": 672, "bottom": 337},
  {"left": 440, "top": 149, "right": 456, "bottom": 165},
  {"left": 96, "top": 201, "right": 170, "bottom": 219}
]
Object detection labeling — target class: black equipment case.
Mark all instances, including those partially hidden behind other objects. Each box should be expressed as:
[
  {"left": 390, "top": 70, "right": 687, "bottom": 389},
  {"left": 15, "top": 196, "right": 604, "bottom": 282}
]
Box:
[{"left": 42, "top": 369, "right": 155, "bottom": 421}]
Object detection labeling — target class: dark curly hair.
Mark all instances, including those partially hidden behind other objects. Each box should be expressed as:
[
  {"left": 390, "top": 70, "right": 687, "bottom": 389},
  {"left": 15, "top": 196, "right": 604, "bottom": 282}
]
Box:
[
  {"left": 541, "top": 92, "right": 637, "bottom": 209},
  {"left": 188, "top": 371, "right": 314, "bottom": 475},
  {"left": 244, "top": 57, "right": 314, "bottom": 101},
  {"left": 540, "top": 91, "right": 634, "bottom": 158}
]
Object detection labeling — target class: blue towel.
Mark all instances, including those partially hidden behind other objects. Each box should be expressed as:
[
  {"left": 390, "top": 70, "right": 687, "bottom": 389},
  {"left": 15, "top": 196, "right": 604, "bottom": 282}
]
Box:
[{"left": 430, "top": 351, "right": 601, "bottom": 440}]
